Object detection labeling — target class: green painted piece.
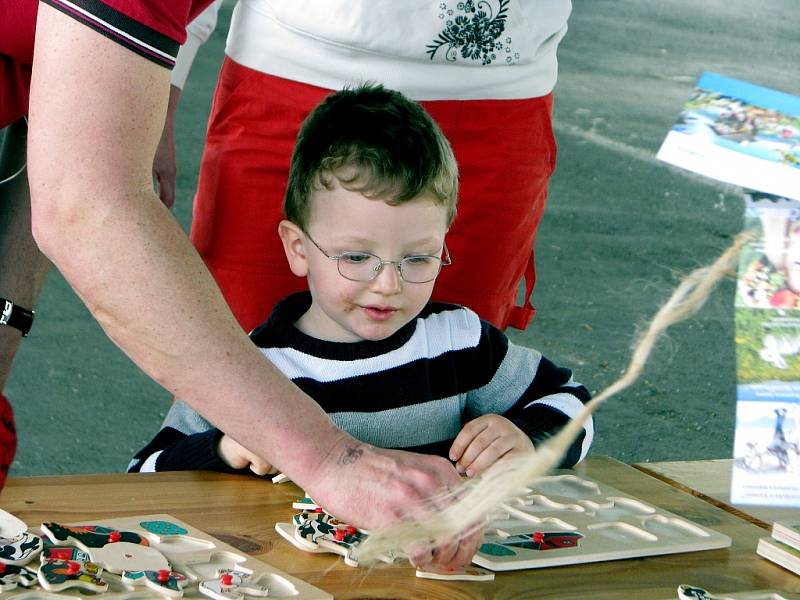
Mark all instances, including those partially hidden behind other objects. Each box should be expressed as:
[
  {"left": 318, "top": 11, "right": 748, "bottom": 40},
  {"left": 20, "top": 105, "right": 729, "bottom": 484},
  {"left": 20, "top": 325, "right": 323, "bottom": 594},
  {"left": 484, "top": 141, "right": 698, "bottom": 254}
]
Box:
[
  {"left": 479, "top": 542, "right": 516, "bottom": 557},
  {"left": 138, "top": 521, "right": 188, "bottom": 536}
]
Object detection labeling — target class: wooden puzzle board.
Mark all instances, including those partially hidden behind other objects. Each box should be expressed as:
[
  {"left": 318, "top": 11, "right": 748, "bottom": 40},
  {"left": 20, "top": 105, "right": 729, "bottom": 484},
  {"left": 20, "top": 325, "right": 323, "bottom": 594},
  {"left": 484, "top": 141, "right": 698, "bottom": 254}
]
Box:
[
  {"left": 3, "top": 513, "right": 332, "bottom": 599},
  {"left": 473, "top": 473, "right": 732, "bottom": 571}
]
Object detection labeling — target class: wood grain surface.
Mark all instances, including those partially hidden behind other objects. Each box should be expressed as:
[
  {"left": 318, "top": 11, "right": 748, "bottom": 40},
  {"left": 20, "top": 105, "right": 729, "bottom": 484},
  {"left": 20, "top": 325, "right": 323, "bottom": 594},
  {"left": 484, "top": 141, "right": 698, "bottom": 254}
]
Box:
[{"left": 2, "top": 457, "right": 798, "bottom": 600}]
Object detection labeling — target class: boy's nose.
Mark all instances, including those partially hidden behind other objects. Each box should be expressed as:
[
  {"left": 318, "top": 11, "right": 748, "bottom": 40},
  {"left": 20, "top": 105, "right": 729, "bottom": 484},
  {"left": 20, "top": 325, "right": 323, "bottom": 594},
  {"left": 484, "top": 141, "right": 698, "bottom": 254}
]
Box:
[{"left": 371, "top": 262, "right": 403, "bottom": 293}]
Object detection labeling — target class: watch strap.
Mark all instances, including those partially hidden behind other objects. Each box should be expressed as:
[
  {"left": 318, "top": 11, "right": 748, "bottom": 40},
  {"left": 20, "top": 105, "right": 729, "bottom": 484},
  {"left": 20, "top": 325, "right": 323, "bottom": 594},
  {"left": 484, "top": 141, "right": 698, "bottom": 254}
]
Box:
[{"left": 0, "top": 298, "right": 34, "bottom": 337}]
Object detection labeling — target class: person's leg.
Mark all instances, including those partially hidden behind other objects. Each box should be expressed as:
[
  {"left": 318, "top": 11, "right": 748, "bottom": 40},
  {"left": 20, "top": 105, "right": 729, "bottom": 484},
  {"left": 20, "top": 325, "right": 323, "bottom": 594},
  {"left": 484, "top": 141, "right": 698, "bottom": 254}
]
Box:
[
  {"left": 0, "top": 119, "right": 51, "bottom": 485},
  {"left": 190, "top": 60, "right": 330, "bottom": 332},
  {"left": 423, "top": 95, "right": 556, "bottom": 330}
]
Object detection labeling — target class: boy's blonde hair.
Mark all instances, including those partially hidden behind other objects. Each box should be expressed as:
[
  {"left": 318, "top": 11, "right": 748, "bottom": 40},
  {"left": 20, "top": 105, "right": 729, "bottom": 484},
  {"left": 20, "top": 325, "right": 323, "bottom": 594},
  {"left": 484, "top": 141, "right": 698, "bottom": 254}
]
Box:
[{"left": 284, "top": 84, "right": 458, "bottom": 229}]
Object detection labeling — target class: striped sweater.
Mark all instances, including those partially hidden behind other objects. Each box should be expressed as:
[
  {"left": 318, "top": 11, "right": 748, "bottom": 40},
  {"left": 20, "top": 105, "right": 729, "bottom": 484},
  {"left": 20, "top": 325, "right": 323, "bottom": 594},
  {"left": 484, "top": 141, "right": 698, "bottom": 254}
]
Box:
[{"left": 129, "top": 292, "right": 593, "bottom": 474}]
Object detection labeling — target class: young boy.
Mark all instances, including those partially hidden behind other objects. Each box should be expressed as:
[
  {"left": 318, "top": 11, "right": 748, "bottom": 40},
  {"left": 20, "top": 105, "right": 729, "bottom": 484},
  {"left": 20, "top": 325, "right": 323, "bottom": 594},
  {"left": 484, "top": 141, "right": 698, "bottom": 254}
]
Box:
[{"left": 129, "top": 85, "right": 593, "bottom": 477}]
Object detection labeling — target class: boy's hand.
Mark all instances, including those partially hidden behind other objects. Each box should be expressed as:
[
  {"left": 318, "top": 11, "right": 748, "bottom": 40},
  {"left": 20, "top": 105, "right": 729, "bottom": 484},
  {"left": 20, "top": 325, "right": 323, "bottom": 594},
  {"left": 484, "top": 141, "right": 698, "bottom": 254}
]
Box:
[
  {"left": 449, "top": 415, "right": 534, "bottom": 477},
  {"left": 216, "top": 434, "right": 277, "bottom": 476}
]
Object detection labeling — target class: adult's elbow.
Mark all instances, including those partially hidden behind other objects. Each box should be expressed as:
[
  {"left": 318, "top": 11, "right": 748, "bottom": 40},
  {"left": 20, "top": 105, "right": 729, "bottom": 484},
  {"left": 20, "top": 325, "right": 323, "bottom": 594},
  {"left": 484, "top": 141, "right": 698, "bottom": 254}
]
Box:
[{"left": 28, "top": 172, "right": 74, "bottom": 261}]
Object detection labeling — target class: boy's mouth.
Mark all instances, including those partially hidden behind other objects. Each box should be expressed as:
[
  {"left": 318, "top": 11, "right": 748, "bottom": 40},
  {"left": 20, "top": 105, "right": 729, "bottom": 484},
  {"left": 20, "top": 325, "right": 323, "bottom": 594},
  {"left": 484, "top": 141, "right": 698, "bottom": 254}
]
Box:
[{"left": 361, "top": 305, "right": 398, "bottom": 321}]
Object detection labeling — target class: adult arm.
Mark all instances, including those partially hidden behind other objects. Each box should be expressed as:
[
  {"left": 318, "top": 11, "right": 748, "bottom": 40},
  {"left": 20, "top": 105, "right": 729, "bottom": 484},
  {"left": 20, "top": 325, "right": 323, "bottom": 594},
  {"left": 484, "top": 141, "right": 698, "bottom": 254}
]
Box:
[
  {"left": 153, "top": 0, "right": 223, "bottom": 206},
  {"left": 28, "top": 4, "right": 479, "bottom": 568}
]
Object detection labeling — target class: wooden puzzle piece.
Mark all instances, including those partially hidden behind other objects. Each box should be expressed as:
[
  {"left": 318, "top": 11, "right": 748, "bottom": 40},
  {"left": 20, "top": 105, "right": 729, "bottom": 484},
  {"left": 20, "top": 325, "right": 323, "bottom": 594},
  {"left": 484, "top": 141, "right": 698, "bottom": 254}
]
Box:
[
  {"left": 41, "top": 545, "right": 91, "bottom": 563},
  {"left": 275, "top": 522, "right": 324, "bottom": 554},
  {"left": 0, "top": 531, "right": 43, "bottom": 565},
  {"left": 122, "top": 568, "right": 187, "bottom": 598},
  {"left": 480, "top": 530, "right": 583, "bottom": 556},
  {"left": 85, "top": 540, "right": 171, "bottom": 573},
  {"left": 292, "top": 495, "right": 321, "bottom": 511},
  {"left": 140, "top": 520, "right": 189, "bottom": 537},
  {"left": 0, "top": 564, "right": 37, "bottom": 591},
  {"left": 199, "top": 568, "right": 269, "bottom": 599},
  {"left": 0, "top": 510, "right": 27, "bottom": 539},
  {"left": 415, "top": 565, "right": 495, "bottom": 582},
  {"left": 504, "top": 530, "right": 583, "bottom": 551},
  {"left": 41, "top": 522, "right": 148, "bottom": 549},
  {"left": 294, "top": 513, "right": 365, "bottom": 567},
  {"left": 277, "top": 512, "right": 395, "bottom": 568},
  {"left": 38, "top": 559, "right": 107, "bottom": 593},
  {"left": 678, "top": 584, "right": 800, "bottom": 600}
]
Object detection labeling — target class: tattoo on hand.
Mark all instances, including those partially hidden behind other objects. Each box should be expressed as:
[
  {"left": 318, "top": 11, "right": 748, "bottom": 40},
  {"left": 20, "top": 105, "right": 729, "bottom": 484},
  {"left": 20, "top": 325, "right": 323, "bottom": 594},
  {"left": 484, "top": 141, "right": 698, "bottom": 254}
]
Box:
[{"left": 338, "top": 445, "right": 364, "bottom": 465}]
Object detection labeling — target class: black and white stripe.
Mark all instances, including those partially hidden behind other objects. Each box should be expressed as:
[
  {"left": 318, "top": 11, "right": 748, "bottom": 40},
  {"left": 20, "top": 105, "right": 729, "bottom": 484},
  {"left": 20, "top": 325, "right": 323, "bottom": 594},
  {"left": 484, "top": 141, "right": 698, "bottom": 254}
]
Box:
[{"left": 129, "top": 293, "right": 593, "bottom": 473}]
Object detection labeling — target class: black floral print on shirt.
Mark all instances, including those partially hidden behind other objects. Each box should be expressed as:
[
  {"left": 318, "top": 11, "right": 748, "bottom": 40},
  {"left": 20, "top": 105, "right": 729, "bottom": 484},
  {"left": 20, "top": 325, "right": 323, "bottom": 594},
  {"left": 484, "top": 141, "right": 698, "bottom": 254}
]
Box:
[{"left": 428, "top": 0, "right": 519, "bottom": 65}]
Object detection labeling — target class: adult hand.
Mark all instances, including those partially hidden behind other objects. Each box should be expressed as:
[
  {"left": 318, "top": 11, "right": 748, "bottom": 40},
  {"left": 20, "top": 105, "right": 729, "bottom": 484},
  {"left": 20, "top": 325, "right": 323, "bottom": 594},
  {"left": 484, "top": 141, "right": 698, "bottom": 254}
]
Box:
[
  {"left": 216, "top": 434, "right": 277, "bottom": 476},
  {"left": 449, "top": 414, "right": 535, "bottom": 477},
  {"left": 152, "top": 84, "right": 182, "bottom": 208},
  {"left": 303, "top": 440, "right": 483, "bottom": 570}
]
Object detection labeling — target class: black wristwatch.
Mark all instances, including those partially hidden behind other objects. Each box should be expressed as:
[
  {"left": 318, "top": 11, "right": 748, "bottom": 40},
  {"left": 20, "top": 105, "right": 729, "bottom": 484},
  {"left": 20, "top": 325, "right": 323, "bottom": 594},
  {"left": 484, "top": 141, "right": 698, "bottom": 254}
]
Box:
[{"left": 0, "top": 298, "right": 34, "bottom": 337}]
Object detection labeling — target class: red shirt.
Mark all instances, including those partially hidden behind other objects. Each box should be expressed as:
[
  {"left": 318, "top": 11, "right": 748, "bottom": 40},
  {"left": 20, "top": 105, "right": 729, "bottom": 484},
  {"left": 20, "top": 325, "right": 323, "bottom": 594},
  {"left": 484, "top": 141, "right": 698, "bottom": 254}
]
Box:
[{"left": 0, "top": 0, "right": 213, "bottom": 127}]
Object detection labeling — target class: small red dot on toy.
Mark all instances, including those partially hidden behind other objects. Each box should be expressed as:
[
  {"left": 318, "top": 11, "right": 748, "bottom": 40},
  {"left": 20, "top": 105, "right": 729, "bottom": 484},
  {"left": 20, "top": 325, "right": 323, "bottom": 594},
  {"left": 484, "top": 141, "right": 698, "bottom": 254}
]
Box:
[
  {"left": 157, "top": 570, "right": 170, "bottom": 582},
  {"left": 334, "top": 529, "right": 345, "bottom": 541},
  {"left": 313, "top": 507, "right": 323, "bottom": 513},
  {"left": 221, "top": 573, "right": 234, "bottom": 586},
  {"left": 108, "top": 531, "right": 122, "bottom": 542},
  {"left": 532, "top": 531, "right": 545, "bottom": 543},
  {"left": 346, "top": 525, "right": 357, "bottom": 535},
  {"left": 0, "top": 563, "right": 6, "bottom": 573},
  {"left": 66, "top": 561, "right": 80, "bottom": 574}
]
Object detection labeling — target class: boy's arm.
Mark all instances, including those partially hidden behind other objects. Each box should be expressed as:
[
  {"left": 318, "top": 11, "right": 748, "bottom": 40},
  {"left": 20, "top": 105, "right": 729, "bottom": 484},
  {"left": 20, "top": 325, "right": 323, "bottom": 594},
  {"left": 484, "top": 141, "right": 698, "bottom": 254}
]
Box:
[
  {"left": 502, "top": 353, "right": 593, "bottom": 468},
  {"left": 128, "top": 400, "right": 232, "bottom": 473},
  {"left": 128, "top": 427, "right": 233, "bottom": 473},
  {"left": 463, "top": 318, "right": 593, "bottom": 468}
]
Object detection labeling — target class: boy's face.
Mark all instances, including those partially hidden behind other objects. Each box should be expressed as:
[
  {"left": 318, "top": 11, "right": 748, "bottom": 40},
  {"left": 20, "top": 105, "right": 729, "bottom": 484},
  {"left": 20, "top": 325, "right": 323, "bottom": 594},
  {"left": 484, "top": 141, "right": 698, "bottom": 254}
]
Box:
[{"left": 287, "top": 183, "right": 450, "bottom": 342}]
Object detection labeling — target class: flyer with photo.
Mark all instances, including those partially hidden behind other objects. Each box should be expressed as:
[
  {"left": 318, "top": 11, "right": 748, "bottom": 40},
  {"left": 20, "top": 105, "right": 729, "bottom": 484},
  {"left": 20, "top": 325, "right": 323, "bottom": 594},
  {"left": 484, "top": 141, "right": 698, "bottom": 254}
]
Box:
[
  {"left": 657, "top": 72, "right": 800, "bottom": 201},
  {"left": 731, "top": 195, "right": 800, "bottom": 506}
]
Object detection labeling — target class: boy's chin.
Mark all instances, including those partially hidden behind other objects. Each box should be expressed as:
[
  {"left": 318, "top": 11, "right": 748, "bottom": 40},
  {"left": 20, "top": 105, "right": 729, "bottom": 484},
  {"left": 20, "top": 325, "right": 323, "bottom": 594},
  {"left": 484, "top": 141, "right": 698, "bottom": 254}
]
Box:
[{"left": 354, "top": 320, "right": 408, "bottom": 342}]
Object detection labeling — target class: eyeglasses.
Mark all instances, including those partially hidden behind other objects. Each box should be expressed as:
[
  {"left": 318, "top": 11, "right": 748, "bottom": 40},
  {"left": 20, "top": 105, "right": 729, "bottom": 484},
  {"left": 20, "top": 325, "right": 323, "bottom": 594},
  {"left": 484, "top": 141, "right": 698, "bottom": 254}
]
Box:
[{"left": 303, "top": 230, "right": 451, "bottom": 284}]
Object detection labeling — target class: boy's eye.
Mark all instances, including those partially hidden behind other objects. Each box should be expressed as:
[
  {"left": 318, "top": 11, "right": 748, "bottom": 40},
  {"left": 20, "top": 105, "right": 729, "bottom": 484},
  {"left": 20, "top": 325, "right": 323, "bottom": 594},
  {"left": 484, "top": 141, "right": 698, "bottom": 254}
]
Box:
[
  {"left": 405, "top": 255, "right": 434, "bottom": 266},
  {"left": 340, "top": 252, "right": 373, "bottom": 264}
]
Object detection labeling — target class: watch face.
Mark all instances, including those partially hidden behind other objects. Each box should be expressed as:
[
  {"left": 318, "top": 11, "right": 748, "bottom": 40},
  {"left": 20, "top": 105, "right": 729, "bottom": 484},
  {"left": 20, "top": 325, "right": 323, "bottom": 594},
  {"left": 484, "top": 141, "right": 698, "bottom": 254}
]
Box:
[{"left": 0, "top": 298, "right": 34, "bottom": 336}]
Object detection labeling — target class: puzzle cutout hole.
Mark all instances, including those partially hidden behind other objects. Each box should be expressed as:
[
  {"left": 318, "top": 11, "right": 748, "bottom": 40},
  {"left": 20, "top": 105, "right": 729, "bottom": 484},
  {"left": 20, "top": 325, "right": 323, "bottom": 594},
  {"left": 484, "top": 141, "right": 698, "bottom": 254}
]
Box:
[
  {"left": 528, "top": 475, "right": 602, "bottom": 498},
  {"left": 585, "top": 522, "right": 657, "bottom": 543},
  {"left": 184, "top": 551, "right": 248, "bottom": 578},
  {"left": 641, "top": 515, "right": 712, "bottom": 539},
  {"left": 581, "top": 497, "right": 656, "bottom": 520},
  {"left": 148, "top": 536, "right": 216, "bottom": 554}
]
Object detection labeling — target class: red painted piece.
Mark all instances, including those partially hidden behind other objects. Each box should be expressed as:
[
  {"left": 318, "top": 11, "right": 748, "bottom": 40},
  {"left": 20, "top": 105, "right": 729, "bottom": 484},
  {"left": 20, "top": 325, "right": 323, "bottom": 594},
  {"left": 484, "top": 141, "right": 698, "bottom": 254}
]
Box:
[
  {"left": 221, "top": 573, "right": 234, "bottom": 586},
  {"left": 157, "top": 569, "right": 170, "bottom": 582},
  {"left": 66, "top": 561, "right": 81, "bottom": 575},
  {"left": 108, "top": 531, "right": 122, "bottom": 542}
]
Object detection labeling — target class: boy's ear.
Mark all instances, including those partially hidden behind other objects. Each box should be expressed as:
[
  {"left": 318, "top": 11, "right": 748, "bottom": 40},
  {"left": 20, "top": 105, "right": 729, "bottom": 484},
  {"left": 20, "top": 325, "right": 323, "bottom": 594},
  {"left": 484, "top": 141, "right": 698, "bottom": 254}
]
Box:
[{"left": 278, "top": 220, "right": 309, "bottom": 277}]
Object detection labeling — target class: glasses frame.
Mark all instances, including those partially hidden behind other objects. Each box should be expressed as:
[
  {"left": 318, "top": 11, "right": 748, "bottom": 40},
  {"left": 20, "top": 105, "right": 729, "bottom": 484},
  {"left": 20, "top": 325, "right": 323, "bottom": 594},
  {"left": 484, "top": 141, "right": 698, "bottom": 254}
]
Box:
[{"left": 303, "top": 230, "right": 451, "bottom": 284}]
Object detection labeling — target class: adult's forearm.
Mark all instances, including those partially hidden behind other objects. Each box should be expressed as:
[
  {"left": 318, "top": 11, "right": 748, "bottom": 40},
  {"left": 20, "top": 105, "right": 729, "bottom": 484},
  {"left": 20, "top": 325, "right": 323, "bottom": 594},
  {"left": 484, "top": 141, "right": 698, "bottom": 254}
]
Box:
[{"left": 29, "top": 182, "right": 344, "bottom": 487}]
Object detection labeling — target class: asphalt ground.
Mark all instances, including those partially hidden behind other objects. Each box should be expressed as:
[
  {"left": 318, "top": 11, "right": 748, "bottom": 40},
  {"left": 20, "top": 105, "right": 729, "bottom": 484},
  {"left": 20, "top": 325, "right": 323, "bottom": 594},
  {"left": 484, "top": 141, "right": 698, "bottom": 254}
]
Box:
[{"left": 6, "top": 1, "right": 799, "bottom": 475}]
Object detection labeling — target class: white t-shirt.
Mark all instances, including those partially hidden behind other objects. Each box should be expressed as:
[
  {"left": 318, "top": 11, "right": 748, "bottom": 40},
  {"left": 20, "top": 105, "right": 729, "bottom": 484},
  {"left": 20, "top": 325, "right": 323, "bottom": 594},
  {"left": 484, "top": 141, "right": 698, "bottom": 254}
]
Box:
[{"left": 175, "top": 0, "right": 571, "bottom": 101}]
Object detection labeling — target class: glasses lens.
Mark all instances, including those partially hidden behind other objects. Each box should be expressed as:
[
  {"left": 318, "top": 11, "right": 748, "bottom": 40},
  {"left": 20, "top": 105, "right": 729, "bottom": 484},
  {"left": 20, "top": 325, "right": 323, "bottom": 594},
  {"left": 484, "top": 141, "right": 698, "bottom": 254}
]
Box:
[
  {"left": 399, "top": 256, "right": 442, "bottom": 283},
  {"left": 337, "top": 252, "right": 382, "bottom": 281}
]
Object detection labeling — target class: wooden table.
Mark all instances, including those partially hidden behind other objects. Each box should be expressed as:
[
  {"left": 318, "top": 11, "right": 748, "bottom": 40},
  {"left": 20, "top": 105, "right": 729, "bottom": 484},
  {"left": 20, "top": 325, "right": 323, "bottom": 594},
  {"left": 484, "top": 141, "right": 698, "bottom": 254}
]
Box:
[
  {"left": 2, "top": 456, "right": 798, "bottom": 600},
  {"left": 634, "top": 459, "right": 800, "bottom": 528}
]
